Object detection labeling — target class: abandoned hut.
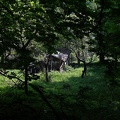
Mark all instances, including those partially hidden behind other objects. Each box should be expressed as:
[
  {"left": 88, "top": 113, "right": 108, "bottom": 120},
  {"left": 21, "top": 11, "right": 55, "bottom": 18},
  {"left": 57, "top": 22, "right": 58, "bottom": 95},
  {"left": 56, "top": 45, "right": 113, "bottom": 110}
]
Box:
[{"left": 47, "top": 51, "right": 69, "bottom": 72}]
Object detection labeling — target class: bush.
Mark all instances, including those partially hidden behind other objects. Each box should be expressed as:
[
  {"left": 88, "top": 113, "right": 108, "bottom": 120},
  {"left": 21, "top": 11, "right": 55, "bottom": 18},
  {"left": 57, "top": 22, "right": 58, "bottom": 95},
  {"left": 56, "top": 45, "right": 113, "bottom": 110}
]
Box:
[{"left": 64, "top": 65, "right": 74, "bottom": 71}]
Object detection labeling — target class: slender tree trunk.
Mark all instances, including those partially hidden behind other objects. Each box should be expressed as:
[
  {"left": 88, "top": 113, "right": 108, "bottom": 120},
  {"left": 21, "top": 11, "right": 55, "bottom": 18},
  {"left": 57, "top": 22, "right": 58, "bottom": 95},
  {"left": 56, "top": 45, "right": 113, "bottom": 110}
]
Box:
[
  {"left": 77, "top": 51, "right": 80, "bottom": 67},
  {"left": 99, "top": 0, "right": 105, "bottom": 63},
  {"left": 75, "top": 53, "right": 87, "bottom": 78},
  {"left": 77, "top": 58, "right": 80, "bottom": 67},
  {"left": 81, "top": 61, "right": 87, "bottom": 78},
  {"left": 99, "top": 53, "right": 105, "bottom": 63},
  {"left": 1, "top": 53, "right": 5, "bottom": 68},
  {"left": 45, "top": 63, "right": 49, "bottom": 82},
  {"left": 25, "top": 66, "right": 28, "bottom": 95},
  {"left": 114, "top": 54, "right": 118, "bottom": 69}
]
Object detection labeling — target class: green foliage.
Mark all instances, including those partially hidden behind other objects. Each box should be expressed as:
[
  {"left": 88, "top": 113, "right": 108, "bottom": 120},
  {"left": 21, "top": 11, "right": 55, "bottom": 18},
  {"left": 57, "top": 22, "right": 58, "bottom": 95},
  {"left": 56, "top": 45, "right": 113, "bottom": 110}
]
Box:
[
  {"left": 64, "top": 64, "right": 74, "bottom": 71},
  {"left": 86, "top": 0, "right": 120, "bottom": 64}
]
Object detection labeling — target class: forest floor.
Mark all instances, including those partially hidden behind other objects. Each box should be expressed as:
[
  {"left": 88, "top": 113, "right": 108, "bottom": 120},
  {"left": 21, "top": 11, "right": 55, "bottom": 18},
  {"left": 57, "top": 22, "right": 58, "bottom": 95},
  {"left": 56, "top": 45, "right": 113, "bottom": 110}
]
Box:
[{"left": 0, "top": 63, "right": 120, "bottom": 120}]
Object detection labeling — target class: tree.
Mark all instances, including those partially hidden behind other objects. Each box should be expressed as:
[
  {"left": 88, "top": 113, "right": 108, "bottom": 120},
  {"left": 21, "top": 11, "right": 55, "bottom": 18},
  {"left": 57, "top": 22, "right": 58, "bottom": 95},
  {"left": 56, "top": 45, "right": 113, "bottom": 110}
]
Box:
[
  {"left": 0, "top": 0, "right": 59, "bottom": 93},
  {"left": 87, "top": 0, "right": 120, "bottom": 63}
]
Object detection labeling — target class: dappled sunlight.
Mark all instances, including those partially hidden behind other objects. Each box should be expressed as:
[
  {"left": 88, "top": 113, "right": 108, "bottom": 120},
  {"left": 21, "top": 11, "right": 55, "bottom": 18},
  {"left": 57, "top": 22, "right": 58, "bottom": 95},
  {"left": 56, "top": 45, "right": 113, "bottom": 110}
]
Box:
[
  {"left": 50, "top": 68, "right": 83, "bottom": 83},
  {"left": 0, "top": 76, "right": 14, "bottom": 88}
]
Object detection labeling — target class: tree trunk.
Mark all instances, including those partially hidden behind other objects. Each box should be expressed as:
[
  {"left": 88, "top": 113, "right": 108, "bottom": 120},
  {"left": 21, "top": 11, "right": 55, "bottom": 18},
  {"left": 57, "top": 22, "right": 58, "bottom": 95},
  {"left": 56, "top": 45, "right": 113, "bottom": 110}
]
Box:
[
  {"left": 45, "top": 63, "right": 49, "bottom": 82},
  {"left": 25, "top": 66, "right": 28, "bottom": 95},
  {"left": 98, "top": 0, "right": 105, "bottom": 64},
  {"left": 99, "top": 53, "right": 105, "bottom": 63},
  {"left": 77, "top": 58, "right": 80, "bottom": 67},
  {"left": 81, "top": 61, "right": 87, "bottom": 78},
  {"left": 114, "top": 54, "right": 118, "bottom": 69},
  {"left": 77, "top": 51, "right": 80, "bottom": 67},
  {"left": 75, "top": 53, "right": 87, "bottom": 78},
  {"left": 1, "top": 53, "right": 5, "bottom": 68}
]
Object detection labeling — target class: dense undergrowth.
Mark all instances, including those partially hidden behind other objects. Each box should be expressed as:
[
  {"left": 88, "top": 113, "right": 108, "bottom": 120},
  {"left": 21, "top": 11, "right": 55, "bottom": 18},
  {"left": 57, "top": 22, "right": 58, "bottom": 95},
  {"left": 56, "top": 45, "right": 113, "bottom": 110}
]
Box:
[{"left": 0, "top": 63, "right": 120, "bottom": 120}]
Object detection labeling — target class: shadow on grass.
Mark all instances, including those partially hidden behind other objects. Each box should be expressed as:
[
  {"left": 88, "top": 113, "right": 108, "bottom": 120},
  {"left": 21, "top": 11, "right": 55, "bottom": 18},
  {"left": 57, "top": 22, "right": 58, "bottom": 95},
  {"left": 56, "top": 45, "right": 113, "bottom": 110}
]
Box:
[{"left": 0, "top": 86, "right": 57, "bottom": 120}]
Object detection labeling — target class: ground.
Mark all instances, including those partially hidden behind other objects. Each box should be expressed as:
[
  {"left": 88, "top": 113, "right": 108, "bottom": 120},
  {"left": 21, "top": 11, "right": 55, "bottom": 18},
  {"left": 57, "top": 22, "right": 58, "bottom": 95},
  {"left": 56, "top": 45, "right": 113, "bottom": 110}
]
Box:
[{"left": 0, "top": 63, "right": 120, "bottom": 120}]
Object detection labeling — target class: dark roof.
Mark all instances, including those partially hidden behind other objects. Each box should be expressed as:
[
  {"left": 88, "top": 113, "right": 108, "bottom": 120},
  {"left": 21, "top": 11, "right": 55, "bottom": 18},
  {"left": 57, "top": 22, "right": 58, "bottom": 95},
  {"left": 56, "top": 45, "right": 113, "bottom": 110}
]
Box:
[
  {"left": 57, "top": 48, "right": 71, "bottom": 55},
  {"left": 51, "top": 51, "right": 68, "bottom": 61}
]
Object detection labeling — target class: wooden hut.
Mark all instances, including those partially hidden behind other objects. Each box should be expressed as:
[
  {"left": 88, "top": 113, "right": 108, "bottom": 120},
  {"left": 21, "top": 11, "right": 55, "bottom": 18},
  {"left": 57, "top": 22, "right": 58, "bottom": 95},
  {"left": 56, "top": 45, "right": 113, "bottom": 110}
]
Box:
[{"left": 47, "top": 51, "right": 70, "bottom": 72}]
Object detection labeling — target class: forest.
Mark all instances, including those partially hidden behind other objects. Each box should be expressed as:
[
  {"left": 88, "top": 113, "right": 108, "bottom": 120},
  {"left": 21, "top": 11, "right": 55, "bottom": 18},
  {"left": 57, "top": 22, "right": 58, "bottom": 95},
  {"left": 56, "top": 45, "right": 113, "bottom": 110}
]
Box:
[{"left": 0, "top": 0, "right": 120, "bottom": 120}]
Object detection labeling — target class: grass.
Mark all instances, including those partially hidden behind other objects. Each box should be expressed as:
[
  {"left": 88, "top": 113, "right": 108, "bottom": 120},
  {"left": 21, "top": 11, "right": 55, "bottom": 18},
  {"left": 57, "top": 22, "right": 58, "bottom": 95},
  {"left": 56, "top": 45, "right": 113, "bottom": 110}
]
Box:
[{"left": 0, "top": 64, "right": 120, "bottom": 120}]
